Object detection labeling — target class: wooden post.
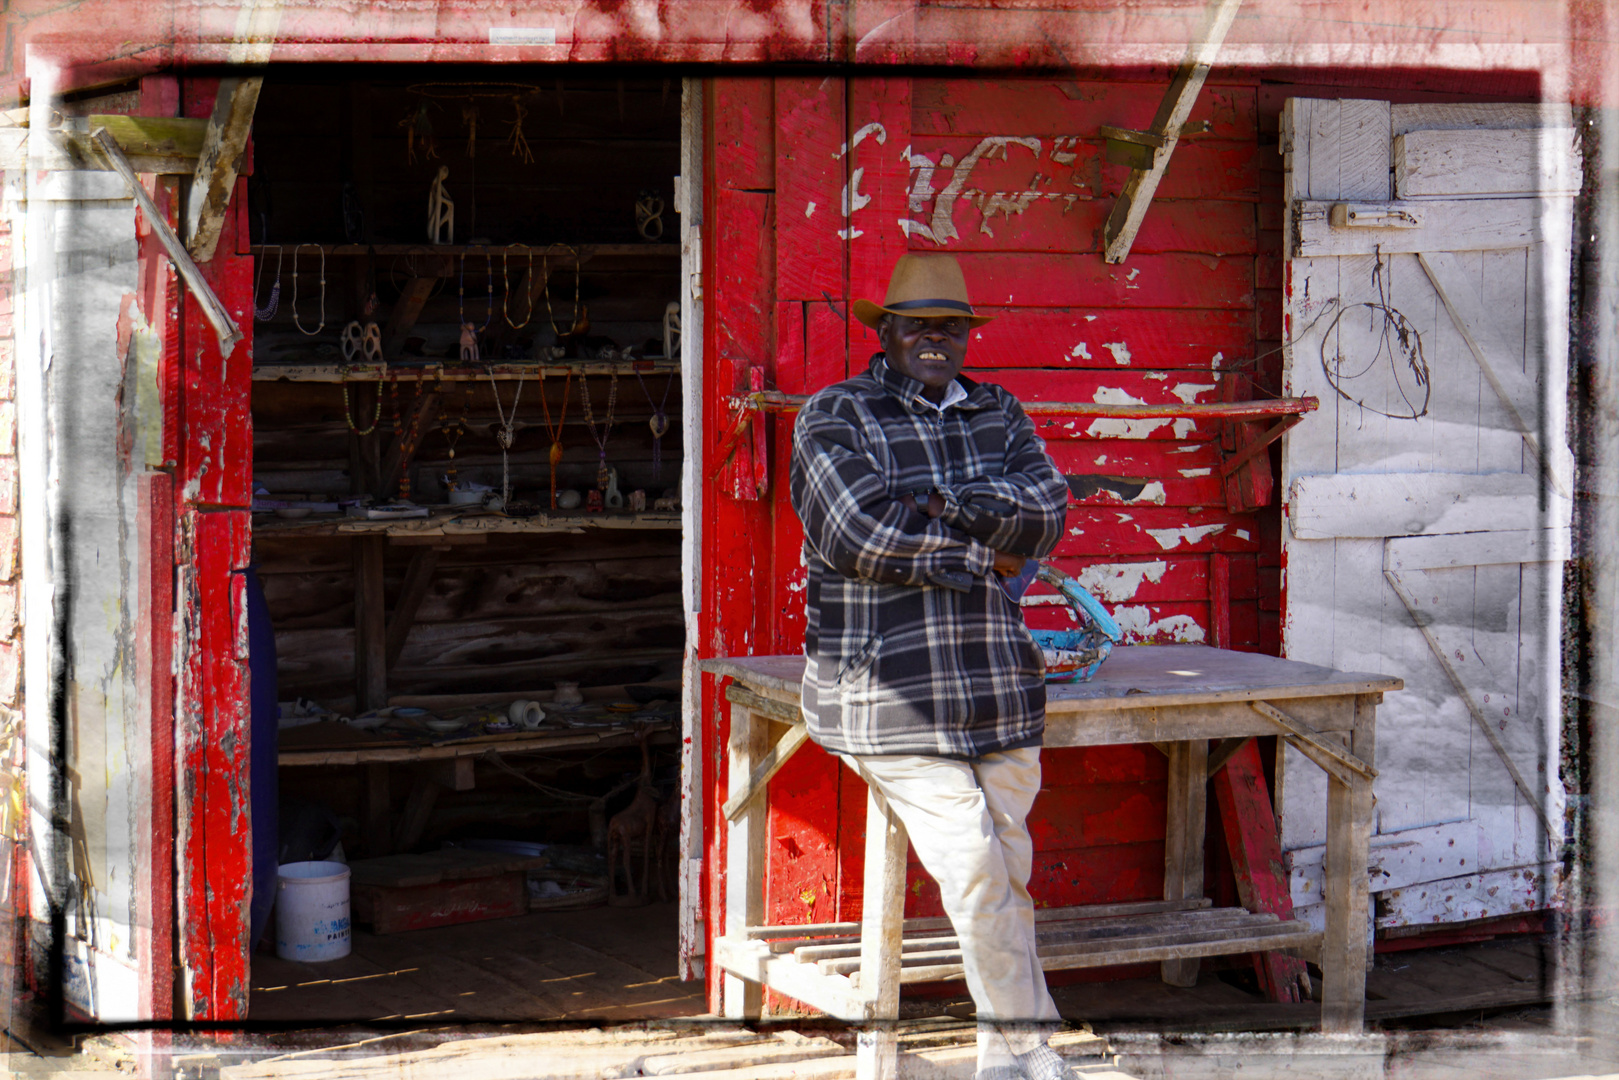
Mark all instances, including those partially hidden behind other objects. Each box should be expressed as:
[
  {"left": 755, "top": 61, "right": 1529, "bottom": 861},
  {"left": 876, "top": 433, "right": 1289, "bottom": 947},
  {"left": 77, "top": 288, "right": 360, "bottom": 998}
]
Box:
[
  {"left": 184, "top": 75, "right": 263, "bottom": 262},
  {"left": 1320, "top": 695, "right": 1378, "bottom": 1031},
  {"left": 364, "top": 762, "right": 391, "bottom": 856},
  {"left": 855, "top": 783, "right": 908, "bottom": 1080},
  {"left": 1161, "top": 738, "right": 1209, "bottom": 986},
  {"left": 353, "top": 536, "right": 387, "bottom": 712},
  {"left": 723, "top": 700, "right": 768, "bottom": 1020}
]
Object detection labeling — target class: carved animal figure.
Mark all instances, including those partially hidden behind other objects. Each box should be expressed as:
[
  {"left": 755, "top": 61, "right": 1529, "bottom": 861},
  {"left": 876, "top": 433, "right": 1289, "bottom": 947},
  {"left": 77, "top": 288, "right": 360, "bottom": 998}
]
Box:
[
  {"left": 650, "top": 786, "right": 681, "bottom": 903},
  {"left": 427, "top": 165, "right": 454, "bottom": 244},
  {"left": 606, "top": 726, "right": 658, "bottom": 907}
]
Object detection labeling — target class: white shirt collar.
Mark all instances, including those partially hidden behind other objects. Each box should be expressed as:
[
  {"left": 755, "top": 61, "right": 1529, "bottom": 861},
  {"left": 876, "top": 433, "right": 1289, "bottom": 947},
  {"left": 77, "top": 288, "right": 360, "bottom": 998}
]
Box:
[{"left": 915, "top": 380, "right": 968, "bottom": 413}]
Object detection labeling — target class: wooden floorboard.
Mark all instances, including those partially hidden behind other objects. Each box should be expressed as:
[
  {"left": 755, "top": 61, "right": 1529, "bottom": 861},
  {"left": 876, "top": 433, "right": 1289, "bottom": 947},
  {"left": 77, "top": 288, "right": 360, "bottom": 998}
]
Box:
[{"left": 250, "top": 900, "right": 704, "bottom": 1023}]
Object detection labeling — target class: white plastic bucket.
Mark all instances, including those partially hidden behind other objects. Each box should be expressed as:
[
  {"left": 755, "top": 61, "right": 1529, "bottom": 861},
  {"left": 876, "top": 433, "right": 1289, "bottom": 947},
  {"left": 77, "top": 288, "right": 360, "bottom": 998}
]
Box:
[{"left": 274, "top": 860, "right": 352, "bottom": 962}]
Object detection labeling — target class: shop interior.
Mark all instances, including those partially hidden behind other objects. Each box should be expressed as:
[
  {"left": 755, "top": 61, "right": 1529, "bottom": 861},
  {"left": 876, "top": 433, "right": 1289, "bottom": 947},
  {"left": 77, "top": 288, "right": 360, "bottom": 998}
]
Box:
[{"left": 245, "top": 69, "right": 698, "bottom": 1020}]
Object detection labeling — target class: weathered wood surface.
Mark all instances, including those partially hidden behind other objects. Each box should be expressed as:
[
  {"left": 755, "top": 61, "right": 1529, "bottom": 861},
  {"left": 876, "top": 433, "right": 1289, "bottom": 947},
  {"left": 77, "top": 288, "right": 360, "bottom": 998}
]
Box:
[{"left": 1280, "top": 101, "right": 1573, "bottom": 902}]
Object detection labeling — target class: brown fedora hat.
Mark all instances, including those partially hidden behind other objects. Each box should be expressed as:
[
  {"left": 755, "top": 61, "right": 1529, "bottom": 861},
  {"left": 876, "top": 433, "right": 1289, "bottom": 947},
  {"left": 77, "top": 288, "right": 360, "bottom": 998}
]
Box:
[{"left": 851, "top": 254, "right": 994, "bottom": 330}]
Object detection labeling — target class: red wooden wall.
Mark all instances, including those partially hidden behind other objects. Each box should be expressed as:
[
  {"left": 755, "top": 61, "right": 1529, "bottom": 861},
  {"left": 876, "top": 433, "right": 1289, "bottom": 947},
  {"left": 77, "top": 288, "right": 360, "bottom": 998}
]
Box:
[{"left": 699, "top": 74, "right": 1269, "bottom": 1010}]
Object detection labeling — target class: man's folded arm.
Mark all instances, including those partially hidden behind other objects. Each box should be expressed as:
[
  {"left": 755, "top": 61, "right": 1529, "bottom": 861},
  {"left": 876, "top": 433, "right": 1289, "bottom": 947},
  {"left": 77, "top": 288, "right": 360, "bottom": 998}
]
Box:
[
  {"left": 939, "top": 400, "right": 1070, "bottom": 557},
  {"left": 790, "top": 407, "right": 993, "bottom": 592}
]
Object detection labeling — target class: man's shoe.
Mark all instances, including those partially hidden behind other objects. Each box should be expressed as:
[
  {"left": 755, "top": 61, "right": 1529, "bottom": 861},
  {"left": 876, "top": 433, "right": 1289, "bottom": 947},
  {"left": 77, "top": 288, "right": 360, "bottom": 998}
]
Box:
[{"left": 1014, "top": 1044, "right": 1078, "bottom": 1080}]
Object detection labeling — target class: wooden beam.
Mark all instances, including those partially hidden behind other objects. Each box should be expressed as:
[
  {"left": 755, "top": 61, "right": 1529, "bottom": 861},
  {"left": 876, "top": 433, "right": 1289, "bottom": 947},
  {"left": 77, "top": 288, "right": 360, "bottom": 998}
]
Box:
[
  {"left": 379, "top": 388, "right": 442, "bottom": 499},
  {"left": 384, "top": 546, "right": 441, "bottom": 671},
  {"left": 185, "top": 76, "right": 264, "bottom": 262},
  {"left": 354, "top": 535, "right": 388, "bottom": 712},
  {"left": 1212, "top": 739, "right": 1311, "bottom": 1003},
  {"left": 1250, "top": 700, "right": 1377, "bottom": 782},
  {"left": 722, "top": 723, "right": 810, "bottom": 822},
  {"left": 1206, "top": 735, "right": 1251, "bottom": 777},
  {"left": 1102, "top": 0, "right": 1243, "bottom": 264},
  {"left": 382, "top": 277, "right": 440, "bottom": 359},
  {"left": 90, "top": 129, "right": 242, "bottom": 355}
]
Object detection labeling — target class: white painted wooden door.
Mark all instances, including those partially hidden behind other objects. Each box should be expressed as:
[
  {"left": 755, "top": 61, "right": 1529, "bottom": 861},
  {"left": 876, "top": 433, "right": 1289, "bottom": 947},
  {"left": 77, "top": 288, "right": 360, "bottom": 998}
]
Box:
[{"left": 1279, "top": 100, "right": 1577, "bottom": 933}]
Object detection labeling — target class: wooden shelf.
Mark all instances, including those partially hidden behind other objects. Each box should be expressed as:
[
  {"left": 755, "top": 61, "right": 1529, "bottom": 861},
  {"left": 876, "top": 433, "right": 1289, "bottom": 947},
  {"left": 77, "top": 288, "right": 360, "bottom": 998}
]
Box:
[
  {"left": 251, "top": 359, "right": 679, "bottom": 382},
  {"left": 253, "top": 508, "right": 681, "bottom": 537}
]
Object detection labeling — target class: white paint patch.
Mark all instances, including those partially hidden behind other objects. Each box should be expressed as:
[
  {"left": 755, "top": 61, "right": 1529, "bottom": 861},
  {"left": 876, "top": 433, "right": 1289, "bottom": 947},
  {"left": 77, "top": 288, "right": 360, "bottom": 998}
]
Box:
[
  {"left": 1070, "top": 342, "right": 1092, "bottom": 360},
  {"left": 1115, "top": 512, "right": 1133, "bottom": 523},
  {"left": 1084, "top": 386, "right": 1167, "bottom": 439},
  {"left": 1179, "top": 467, "right": 1212, "bottom": 478},
  {"left": 1112, "top": 606, "right": 1208, "bottom": 644},
  {"left": 1146, "top": 523, "right": 1227, "bottom": 551},
  {"left": 1173, "top": 444, "right": 1201, "bottom": 454},
  {"left": 1145, "top": 371, "right": 1167, "bottom": 381},
  {"left": 1235, "top": 529, "right": 1251, "bottom": 541},
  {"left": 1093, "top": 454, "right": 1108, "bottom": 465},
  {"left": 1134, "top": 481, "right": 1167, "bottom": 505},
  {"left": 1103, "top": 341, "right": 1132, "bottom": 366},
  {"left": 1171, "top": 382, "right": 1217, "bottom": 405},
  {"left": 1075, "top": 560, "right": 1169, "bottom": 603},
  {"left": 1172, "top": 418, "right": 1197, "bottom": 438},
  {"left": 805, "top": 201, "right": 817, "bottom": 218},
  {"left": 1085, "top": 315, "right": 1098, "bottom": 322},
  {"left": 1125, "top": 268, "right": 1141, "bottom": 281},
  {"left": 1211, "top": 351, "right": 1224, "bottom": 369}
]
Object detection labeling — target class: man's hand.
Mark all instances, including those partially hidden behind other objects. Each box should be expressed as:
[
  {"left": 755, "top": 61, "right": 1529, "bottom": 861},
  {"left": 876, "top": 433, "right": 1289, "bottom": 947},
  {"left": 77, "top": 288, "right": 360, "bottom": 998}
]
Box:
[
  {"left": 992, "top": 551, "right": 1026, "bottom": 577},
  {"left": 899, "top": 491, "right": 947, "bottom": 518}
]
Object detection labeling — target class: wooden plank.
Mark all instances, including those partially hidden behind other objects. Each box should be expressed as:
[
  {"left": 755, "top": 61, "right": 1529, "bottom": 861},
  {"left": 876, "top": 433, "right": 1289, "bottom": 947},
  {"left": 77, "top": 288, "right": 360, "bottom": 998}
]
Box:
[
  {"left": 1160, "top": 738, "right": 1208, "bottom": 986},
  {"left": 1102, "top": 0, "right": 1245, "bottom": 263},
  {"left": 1213, "top": 740, "right": 1310, "bottom": 1002},
  {"left": 353, "top": 536, "right": 387, "bottom": 711},
  {"left": 1291, "top": 197, "right": 1570, "bottom": 257},
  {"left": 383, "top": 546, "right": 441, "bottom": 671},
  {"left": 1383, "top": 527, "right": 1570, "bottom": 572},
  {"left": 1288, "top": 471, "right": 1556, "bottom": 540},
  {"left": 712, "top": 937, "right": 868, "bottom": 1019},
  {"left": 953, "top": 252, "right": 1253, "bottom": 309},
  {"left": 854, "top": 785, "right": 908, "bottom": 1080},
  {"left": 921, "top": 185, "right": 1256, "bottom": 256},
  {"left": 185, "top": 76, "right": 263, "bottom": 262},
  {"left": 891, "top": 923, "right": 1322, "bottom": 984},
  {"left": 722, "top": 723, "right": 810, "bottom": 822},
  {"left": 774, "top": 75, "right": 845, "bottom": 302},
  {"left": 1417, "top": 249, "right": 1574, "bottom": 496},
  {"left": 724, "top": 703, "right": 769, "bottom": 1020},
  {"left": 939, "top": 307, "right": 1253, "bottom": 371},
  {"left": 1393, "top": 128, "right": 1579, "bottom": 197},
  {"left": 747, "top": 898, "right": 1211, "bottom": 940},
  {"left": 1251, "top": 701, "right": 1376, "bottom": 781},
  {"left": 912, "top": 81, "right": 1257, "bottom": 140},
  {"left": 1389, "top": 102, "right": 1574, "bottom": 137},
  {"left": 1374, "top": 863, "right": 1559, "bottom": 928}
]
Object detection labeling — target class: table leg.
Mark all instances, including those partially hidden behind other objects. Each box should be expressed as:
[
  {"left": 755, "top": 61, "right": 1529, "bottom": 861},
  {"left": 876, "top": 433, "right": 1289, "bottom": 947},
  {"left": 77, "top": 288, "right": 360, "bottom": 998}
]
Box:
[
  {"left": 856, "top": 782, "right": 908, "bottom": 1080},
  {"left": 1161, "top": 738, "right": 1208, "bottom": 987},
  {"left": 723, "top": 700, "right": 768, "bottom": 1020},
  {"left": 1321, "top": 695, "right": 1377, "bottom": 1032}
]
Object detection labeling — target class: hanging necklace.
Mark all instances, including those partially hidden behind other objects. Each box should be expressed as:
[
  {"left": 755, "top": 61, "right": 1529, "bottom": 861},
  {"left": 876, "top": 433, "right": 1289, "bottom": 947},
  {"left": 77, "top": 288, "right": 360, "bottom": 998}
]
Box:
[
  {"left": 340, "top": 370, "right": 382, "bottom": 436},
  {"left": 441, "top": 376, "right": 476, "bottom": 490},
  {"left": 542, "top": 243, "right": 582, "bottom": 338},
  {"left": 457, "top": 251, "right": 495, "bottom": 362},
  {"left": 254, "top": 245, "right": 283, "bottom": 321},
  {"left": 388, "top": 368, "right": 433, "bottom": 500},
  {"left": 579, "top": 373, "right": 618, "bottom": 491},
  {"left": 291, "top": 243, "right": 326, "bottom": 335},
  {"left": 502, "top": 244, "right": 533, "bottom": 329},
  {"left": 537, "top": 369, "right": 572, "bottom": 507},
  {"left": 488, "top": 367, "right": 525, "bottom": 510},
  {"left": 635, "top": 368, "right": 674, "bottom": 478}
]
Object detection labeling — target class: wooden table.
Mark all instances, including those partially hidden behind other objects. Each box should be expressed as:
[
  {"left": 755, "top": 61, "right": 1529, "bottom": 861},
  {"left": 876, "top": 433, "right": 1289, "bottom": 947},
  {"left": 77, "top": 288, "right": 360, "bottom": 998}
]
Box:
[{"left": 701, "top": 645, "right": 1400, "bottom": 1079}]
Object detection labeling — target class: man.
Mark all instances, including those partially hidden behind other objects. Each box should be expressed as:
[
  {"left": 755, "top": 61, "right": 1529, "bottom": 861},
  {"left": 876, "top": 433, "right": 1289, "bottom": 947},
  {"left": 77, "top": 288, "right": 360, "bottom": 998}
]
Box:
[{"left": 788, "top": 254, "right": 1076, "bottom": 1080}]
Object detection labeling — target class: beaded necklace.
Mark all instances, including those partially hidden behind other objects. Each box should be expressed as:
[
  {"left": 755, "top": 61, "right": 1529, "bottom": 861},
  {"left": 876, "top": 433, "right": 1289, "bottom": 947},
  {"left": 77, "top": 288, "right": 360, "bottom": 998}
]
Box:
[
  {"left": 538, "top": 369, "right": 572, "bottom": 508},
  {"left": 579, "top": 373, "right": 618, "bottom": 491}
]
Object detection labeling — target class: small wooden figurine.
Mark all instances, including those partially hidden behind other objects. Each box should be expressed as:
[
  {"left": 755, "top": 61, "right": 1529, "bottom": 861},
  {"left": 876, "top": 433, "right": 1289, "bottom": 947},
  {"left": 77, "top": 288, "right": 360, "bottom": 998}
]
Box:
[
  {"left": 606, "top": 726, "right": 659, "bottom": 907},
  {"left": 428, "top": 165, "right": 455, "bottom": 245}
]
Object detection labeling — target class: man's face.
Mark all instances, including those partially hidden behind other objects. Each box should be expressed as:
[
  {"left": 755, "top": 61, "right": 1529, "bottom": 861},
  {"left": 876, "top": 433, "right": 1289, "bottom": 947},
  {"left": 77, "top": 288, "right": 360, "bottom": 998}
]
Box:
[{"left": 878, "top": 314, "right": 969, "bottom": 400}]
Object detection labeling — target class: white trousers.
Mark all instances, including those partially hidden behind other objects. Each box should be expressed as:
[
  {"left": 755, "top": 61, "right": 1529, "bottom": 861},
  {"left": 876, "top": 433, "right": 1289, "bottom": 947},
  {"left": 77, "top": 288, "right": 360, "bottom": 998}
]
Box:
[{"left": 840, "top": 748, "right": 1060, "bottom": 1068}]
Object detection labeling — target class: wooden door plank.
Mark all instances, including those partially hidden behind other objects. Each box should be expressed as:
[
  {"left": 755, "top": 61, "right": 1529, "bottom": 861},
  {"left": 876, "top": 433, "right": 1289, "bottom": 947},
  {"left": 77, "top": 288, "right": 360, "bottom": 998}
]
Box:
[
  {"left": 185, "top": 76, "right": 262, "bottom": 262},
  {"left": 1394, "top": 128, "right": 1579, "bottom": 197},
  {"left": 1288, "top": 471, "right": 1556, "bottom": 539},
  {"left": 1417, "top": 249, "right": 1573, "bottom": 496},
  {"left": 1291, "top": 197, "right": 1569, "bottom": 257}
]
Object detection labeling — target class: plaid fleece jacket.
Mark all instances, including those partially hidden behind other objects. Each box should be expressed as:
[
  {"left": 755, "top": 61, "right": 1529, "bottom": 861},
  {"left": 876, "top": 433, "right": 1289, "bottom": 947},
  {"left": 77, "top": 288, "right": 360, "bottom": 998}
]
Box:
[{"left": 789, "top": 354, "right": 1070, "bottom": 758}]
